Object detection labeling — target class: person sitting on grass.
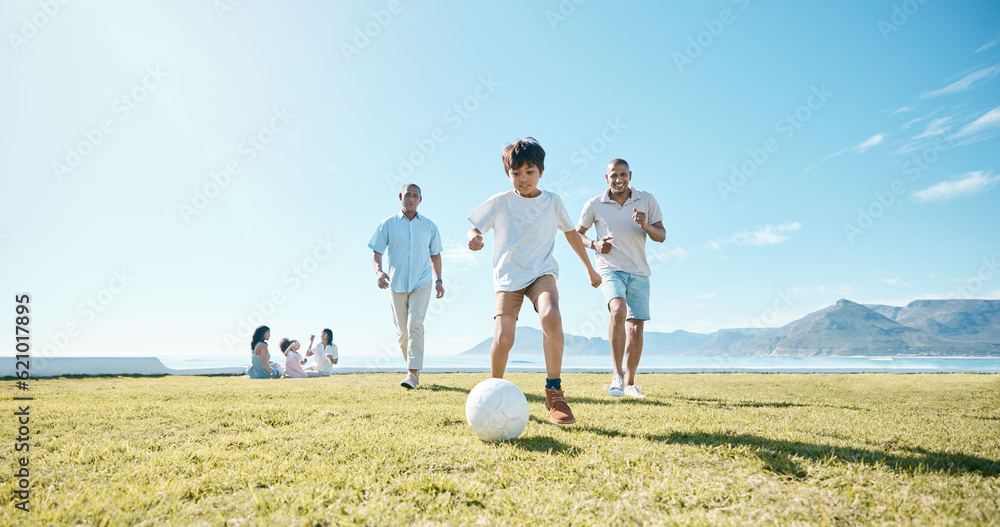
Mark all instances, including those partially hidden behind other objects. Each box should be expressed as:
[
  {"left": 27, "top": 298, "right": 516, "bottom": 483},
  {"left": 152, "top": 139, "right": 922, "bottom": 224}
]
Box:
[
  {"left": 304, "top": 328, "right": 338, "bottom": 377},
  {"left": 466, "top": 136, "right": 602, "bottom": 425},
  {"left": 247, "top": 325, "right": 282, "bottom": 379},
  {"left": 280, "top": 338, "right": 308, "bottom": 378}
]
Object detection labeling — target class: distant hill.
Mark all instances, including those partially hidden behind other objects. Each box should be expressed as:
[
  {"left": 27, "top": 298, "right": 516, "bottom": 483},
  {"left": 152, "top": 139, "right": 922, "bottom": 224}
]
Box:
[
  {"left": 865, "top": 299, "right": 1000, "bottom": 343},
  {"left": 746, "top": 299, "right": 1000, "bottom": 356},
  {"left": 458, "top": 299, "right": 1000, "bottom": 357}
]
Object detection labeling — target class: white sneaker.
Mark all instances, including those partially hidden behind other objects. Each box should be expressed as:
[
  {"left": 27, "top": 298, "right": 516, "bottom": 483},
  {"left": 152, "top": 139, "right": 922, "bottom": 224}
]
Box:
[
  {"left": 608, "top": 375, "right": 625, "bottom": 397},
  {"left": 623, "top": 384, "right": 647, "bottom": 398},
  {"left": 400, "top": 372, "right": 419, "bottom": 389}
]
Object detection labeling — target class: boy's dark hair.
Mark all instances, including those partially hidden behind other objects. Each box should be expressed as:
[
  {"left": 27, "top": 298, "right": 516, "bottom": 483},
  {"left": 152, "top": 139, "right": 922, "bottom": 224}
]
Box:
[
  {"left": 279, "top": 338, "right": 295, "bottom": 354},
  {"left": 502, "top": 137, "right": 545, "bottom": 173}
]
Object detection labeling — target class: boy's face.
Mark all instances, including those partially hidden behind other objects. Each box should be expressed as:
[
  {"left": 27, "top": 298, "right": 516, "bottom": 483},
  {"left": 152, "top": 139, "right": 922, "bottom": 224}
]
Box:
[
  {"left": 605, "top": 163, "right": 631, "bottom": 195},
  {"left": 507, "top": 162, "right": 543, "bottom": 198}
]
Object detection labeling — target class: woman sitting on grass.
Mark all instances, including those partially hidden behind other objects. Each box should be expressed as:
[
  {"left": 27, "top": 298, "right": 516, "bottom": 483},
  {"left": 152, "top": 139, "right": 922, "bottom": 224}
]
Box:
[
  {"left": 304, "top": 328, "right": 338, "bottom": 377},
  {"left": 280, "top": 338, "right": 308, "bottom": 378},
  {"left": 247, "top": 325, "right": 282, "bottom": 379}
]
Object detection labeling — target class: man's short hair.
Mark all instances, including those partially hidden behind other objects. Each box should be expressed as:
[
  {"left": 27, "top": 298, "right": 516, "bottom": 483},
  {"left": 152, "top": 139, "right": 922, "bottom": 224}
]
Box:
[
  {"left": 608, "top": 158, "right": 629, "bottom": 171},
  {"left": 502, "top": 137, "right": 545, "bottom": 173},
  {"left": 400, "top": 183, "right": 421, "bottom": 196}
]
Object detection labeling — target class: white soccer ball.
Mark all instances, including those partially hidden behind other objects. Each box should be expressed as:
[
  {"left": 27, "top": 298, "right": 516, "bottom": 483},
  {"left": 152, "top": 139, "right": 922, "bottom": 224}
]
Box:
[{"left": 465, "top": 378, "right": 530, "bottom": 442}]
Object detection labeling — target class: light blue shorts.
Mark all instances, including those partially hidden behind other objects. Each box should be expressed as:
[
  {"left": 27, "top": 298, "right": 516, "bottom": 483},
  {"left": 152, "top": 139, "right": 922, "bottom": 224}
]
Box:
[{"left": 599, "top": 271, "right": 650, "bottom": 321}]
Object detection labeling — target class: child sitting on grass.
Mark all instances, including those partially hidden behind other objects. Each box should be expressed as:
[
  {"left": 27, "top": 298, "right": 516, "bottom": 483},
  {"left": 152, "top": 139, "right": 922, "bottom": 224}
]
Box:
[
  {"left": 467, "top": 137, "right": 602, "bottom": 424},
  {"left": 279, "top": 338, "right": 308, "bottom": 378}
]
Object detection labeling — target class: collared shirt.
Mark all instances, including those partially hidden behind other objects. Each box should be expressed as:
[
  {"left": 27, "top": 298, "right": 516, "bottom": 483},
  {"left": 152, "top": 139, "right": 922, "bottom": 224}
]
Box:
[
  {"left": 577, "top": 187, "right": 663, "bottom": 277},
  {"left": 368, "top": 211, "right": 443, "bottom": 293}
]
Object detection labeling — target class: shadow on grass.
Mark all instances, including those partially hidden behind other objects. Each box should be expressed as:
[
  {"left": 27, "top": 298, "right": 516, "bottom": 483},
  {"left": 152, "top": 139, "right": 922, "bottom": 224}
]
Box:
[
  {"left": 965, "top": 415, "right": 1000, "bottom": 421},
  {"left": 673, "top": 395, "right": 863, "bottom": 411},
  {"left": 424, "top": 384, "right": 471, "bottom": 394},
  {"left": 425, "top": 384, "right": 671, "bottom": 407},
  {"left": 508, "top": 433, "right": 582, "bottom": 456},
  {"left": 522, "top": 392, "right": 671, "bottom": 408},
  {"left": 570, "top": 426, "right": 1000, "bottom": 478}
]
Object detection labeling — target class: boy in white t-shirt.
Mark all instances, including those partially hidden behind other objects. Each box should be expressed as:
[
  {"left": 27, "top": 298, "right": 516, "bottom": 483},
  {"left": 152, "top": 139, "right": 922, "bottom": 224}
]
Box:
[{"left": 467, "top": 137, "right": 602, "bottom": 425}]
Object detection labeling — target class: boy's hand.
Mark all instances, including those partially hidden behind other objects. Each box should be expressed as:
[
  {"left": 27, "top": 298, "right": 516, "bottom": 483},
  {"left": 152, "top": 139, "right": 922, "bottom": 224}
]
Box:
[
  {"left": 595, "top": 235, "right": 614, "bottom": 254},
  {"left": 589, "top": 269, "right": 602, "bottom": 288},
  {"left": 468, "top": 231, "right": 484, "bottom": 251},
  {"left": 376, "top": 271, "right": 390, "bottom": 289},
  {"left": 435, "top": 281, "right": 445, "bottom": 298},
  {"left": 632, "top": 208, "right": 647, "bottom": 229}
]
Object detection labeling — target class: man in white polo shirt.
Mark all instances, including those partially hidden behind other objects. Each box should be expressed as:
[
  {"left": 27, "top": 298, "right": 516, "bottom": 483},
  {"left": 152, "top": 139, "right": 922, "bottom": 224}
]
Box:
[
  {"left": 577, "top": 159, "right": 665, "bottom": 398},
  {"left": 369, "top": 183, "right": 444, "bottom": 389}
]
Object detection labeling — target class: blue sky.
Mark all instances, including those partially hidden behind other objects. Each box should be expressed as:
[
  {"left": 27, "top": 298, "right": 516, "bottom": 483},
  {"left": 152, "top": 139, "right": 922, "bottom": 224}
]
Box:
[{"left": 2, "top": 1, "right": 998, "bottom": 363}]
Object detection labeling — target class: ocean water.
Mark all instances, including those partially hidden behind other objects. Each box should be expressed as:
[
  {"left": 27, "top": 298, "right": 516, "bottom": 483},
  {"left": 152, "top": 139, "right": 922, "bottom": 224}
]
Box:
[{"left": 158, "top": 354, "right": 1000, "bottom": 373}]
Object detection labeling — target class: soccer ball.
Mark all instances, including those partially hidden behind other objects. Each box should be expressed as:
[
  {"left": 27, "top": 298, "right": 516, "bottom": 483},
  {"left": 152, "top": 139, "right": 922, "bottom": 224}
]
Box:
[{"left": 465, "top": 378, "right": 530, "bottom": 442}]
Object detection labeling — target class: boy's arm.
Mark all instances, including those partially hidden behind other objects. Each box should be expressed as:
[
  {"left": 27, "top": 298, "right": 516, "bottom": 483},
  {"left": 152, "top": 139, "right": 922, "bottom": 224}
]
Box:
[
  {"left": 563, "top": 230, "right": 602, "bottom": 288},
  {"left": 467, "top": 227, "right": 484, "bottom": 251}
]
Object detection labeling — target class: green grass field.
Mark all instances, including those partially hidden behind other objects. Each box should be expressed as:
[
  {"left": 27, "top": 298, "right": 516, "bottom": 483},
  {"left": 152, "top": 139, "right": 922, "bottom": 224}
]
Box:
[{"left": 3, "top": 373, "right": 999, "bottom": 526}]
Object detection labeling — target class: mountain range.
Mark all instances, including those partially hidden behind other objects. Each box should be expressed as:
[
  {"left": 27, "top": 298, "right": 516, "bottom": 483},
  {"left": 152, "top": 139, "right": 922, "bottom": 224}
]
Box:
[{"left": 459, "top": 299, "right": 1000, "bottom": 357}]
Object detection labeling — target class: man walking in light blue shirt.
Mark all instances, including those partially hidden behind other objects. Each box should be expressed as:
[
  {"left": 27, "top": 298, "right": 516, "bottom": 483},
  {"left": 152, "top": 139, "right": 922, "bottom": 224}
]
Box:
[{"left": 369, "top": 183, "right": 444, "bottom": 389}]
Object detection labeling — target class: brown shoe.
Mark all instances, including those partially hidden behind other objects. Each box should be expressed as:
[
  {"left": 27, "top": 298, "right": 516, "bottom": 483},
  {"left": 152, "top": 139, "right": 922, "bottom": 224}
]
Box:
[{"left": 545, "top": 388, "right": 576, "bottom": 424}]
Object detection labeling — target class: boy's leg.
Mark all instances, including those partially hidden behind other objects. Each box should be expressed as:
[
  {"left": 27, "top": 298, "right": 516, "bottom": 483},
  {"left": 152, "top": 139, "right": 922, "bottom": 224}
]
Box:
[
  {"left": 490, "top": 315, "right": 517, "bottom": 378},
  {"left": 535, "top": 290, "right": 564, "bottom": 380},
  {"left": 537, "top": 290, "right": 576, "bottom": 425},
  {"left": 492, "top": 287, "right": 526, "bottom": 378}
]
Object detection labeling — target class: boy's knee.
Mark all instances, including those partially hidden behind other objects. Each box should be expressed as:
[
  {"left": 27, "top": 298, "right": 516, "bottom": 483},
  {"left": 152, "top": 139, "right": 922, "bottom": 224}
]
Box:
[
  {"left": 495, "top": 333, "right": 515, "bottom": 350},
  {"left": 540, "top": 308, "right": 562, "bottom": 327}
]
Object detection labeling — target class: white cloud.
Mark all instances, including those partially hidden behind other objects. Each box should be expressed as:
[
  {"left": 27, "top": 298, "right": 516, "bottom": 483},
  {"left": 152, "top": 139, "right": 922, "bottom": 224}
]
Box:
[
  {"left": 895, "top": 113, "right": 961, "bottom": 155},
  {"left": 882, "top": 278, "right": 911, "bottom": 287},
  {"left": 439, "top": 246, "right": 480, "bottom": 271},
  {"left": 976, "top": 38, "right": 999, "bottom": 53},
  {"left": 918, "top": 64, "right": 1000, "bottom": 100},
  {"left": 911, "top": 117, "right": 954, "bottom": 140},
  {"left": 898, "top": 108, "right": 943, "bottom": 130},
  {"left": 950, "top": 104, "right": 1000, "bottom": 140},
  {"left": 892, "top": 105, "right": 914, "bottom": 115},
  {"left": 682, "top": 293, "right": 716, "bottom": 301},
  {"left": 821, "top": 148, "right": 846, "bottom": 162},
  {"left": 708, "top": 222, "right": 802, "bottom": 250},
  {"left": 854, "top": 133, "right": 888, "bottom": 153},
  {"left": 912, "top": 171, "right": 1000, "bottom": 203},
  {"left": 649, "top": 245, "right": 690, "bottom": 262}
]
